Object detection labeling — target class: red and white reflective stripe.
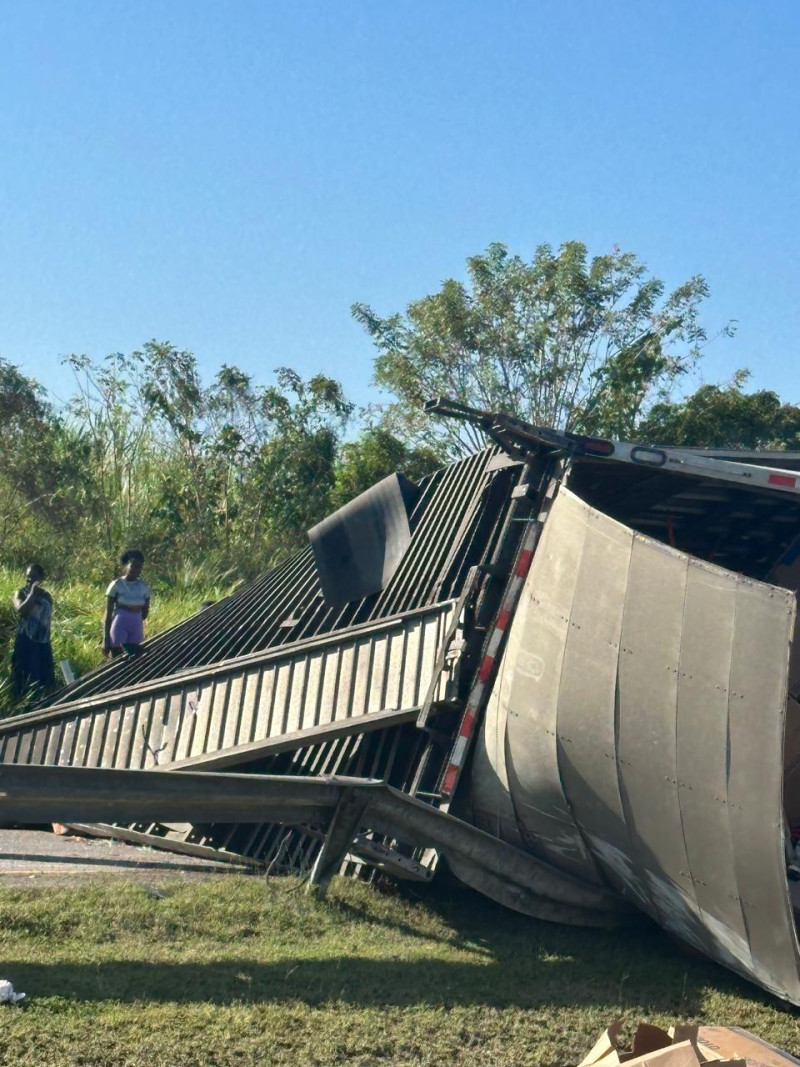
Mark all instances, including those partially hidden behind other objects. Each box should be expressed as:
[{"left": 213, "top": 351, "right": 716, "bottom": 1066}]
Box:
[{"left": 440, "top": 522, "right": 540, "bottom": 799}]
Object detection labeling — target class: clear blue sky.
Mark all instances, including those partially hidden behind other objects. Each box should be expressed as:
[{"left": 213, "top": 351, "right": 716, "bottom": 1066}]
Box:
[{"left": 1, "top": 1, "right": 798, "bottom": 412}]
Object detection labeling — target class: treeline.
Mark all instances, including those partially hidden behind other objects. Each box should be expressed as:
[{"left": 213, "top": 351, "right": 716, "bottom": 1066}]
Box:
[
  {"left": 3, "top": 241, "right": 799, "bottom": 585},
  {"left": 0, "top": 345, "right": 440, "bottom": 584}
]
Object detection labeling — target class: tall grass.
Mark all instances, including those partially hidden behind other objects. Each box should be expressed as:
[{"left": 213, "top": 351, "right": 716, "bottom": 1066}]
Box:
[{"left": 0, "top": 566, "right": 236, "bottom": 717}]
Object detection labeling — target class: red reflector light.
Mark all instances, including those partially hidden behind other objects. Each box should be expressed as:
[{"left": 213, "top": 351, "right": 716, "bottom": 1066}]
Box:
[
  {"left": 583, "top": 438, "right": 615, "bottom": 456},
  {"left": 769, "top": 473, "right": 797, "bottom": 488}
]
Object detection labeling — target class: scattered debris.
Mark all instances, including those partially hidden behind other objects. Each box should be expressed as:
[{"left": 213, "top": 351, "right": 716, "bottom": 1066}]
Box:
[
  {"left": 58, "top": 659, "right": 75, "bottom": 685},
  {"left": 578, "top": 1022, "right": 800, "bottom": 1067},
  {"left": 0, "top": 980, "right": 26, "bottom": 1005}
]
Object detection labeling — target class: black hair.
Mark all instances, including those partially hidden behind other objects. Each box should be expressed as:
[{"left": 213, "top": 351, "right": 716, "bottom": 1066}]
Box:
[
  {"left": 120, "top": 549, "right": 145, "bottom": 566},
  {"left": 26, "top": 562, "right": 45, "bottom": 580}
]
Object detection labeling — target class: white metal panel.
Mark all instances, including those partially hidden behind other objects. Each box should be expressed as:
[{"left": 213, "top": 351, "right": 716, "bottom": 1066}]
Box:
[
  {"left": 556, "top": 500, "right": 643, "bottom": 904},
  {"left": 727, "top": 579, "right": 800, "bottom": 1000},
  {"left": 675, "top": 560, "right": 752, "bottom": 973},
  {"left": 503, "top": 489, "right": 602, "bottom": 882},
  {"left": 615, "top": 536, "right": 706, "bottom": 941},
  {"left": 473, "top": 484, "right": 800, "bottom": 1005}
]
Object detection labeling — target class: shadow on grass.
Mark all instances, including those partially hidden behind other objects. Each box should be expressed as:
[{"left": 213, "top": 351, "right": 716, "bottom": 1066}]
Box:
[
  {"left": 4, "top": 891, "right": 785, "bottom": 1014},
  {"left": 3, "top": 876, "right": 794, "bottom": 1014},
  {"left": 1, "top": 950, "right": 771, "bottom": 1013}
]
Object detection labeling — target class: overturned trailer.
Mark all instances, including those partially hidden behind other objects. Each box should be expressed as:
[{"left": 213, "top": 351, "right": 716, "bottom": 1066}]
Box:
[{"left": 4, "top": 399, "right": 800, "bottom": 1003}]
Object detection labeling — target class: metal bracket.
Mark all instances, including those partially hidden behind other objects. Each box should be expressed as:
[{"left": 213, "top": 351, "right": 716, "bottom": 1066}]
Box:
[
  {"left": 349, "top": 835, "right": 434, "bottom": 882},
  {"left": 308, "top": 787, "right": 370, "bottom": 897},
  {"left": 416, "top": 567, "right": 480, "bottom": 729}
]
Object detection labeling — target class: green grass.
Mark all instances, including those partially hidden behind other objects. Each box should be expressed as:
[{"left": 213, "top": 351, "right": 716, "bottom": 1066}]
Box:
[
  {"left": 0, "top": 567, "right": 234, "bottom": 716},
  {"left": 1, "top": 876, "right": 799, "bottom": 1066}
]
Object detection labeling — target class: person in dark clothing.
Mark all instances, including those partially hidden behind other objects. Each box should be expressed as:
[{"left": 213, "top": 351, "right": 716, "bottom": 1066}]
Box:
[{"left": 11, "top": 563, "right": 55, "bottom": 697}]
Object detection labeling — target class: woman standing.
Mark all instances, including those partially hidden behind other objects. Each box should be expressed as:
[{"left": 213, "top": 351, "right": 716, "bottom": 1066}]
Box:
[
  {"left": 12, "top": 563, "right": 56, "bottom": 696},
  {"left": 104, "top": 550, "right": 151, "bottom": 657}
]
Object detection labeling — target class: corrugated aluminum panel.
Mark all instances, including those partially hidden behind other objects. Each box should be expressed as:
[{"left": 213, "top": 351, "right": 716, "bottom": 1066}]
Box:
[
  {"left": 675, "top": 564, "right": 751, "bottom": 971},
  {"left": 94, "top": 716, "right": 435, "bottom": 875},
  {"left": 0, "top": 604, "right": 455, "bottom": 772},
  {"left": 179, "top": 717, "right": 436, "bottom": 871},
  {"left": 469, "top": 485, "right": 800, "bottom": 1004},
  {"left": 35, "top": 448, "right": 515, "bottom": 708}
]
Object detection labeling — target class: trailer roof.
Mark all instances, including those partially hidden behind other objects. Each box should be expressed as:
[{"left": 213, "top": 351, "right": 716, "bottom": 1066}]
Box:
[
  {"left": 41, "top": 447, "right": 519, "bottom": 708},
  {"left": 663, "top": 447, "right": 800, "bottom": 470}
]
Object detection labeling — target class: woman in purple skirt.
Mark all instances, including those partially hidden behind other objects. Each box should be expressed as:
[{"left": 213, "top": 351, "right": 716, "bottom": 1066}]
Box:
[{"left": 103, "top": 550, "right": 151, "bottom": 658}]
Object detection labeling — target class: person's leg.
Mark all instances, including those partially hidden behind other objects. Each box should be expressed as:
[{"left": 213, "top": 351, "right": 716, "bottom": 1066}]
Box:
[
  {"left": 11, "top": 633, "right": 43, "bottom": 698},
  {"left": 10, "top": 634, "right": 30, "bottom": 697},
  {"left": 32, "top": 641, "right": 56, "bottom": 690},
  {"left": 122, "top": 611, "right": 145, "bottom": 656},
  {"left": 110, "top": 610, "right": 145, "bottom": 657},
  {"left": 109, "top": 610, "right": 126, "bottom": 648}
]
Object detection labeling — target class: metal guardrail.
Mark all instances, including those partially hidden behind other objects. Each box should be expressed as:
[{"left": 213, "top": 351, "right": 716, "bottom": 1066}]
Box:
[{"left": 0, "top": 762, "right": 631, "bottom": 927}]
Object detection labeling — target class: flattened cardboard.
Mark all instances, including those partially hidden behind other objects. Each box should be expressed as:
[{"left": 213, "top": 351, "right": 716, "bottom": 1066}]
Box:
[
  {"left": 579, "top": 1024, "right": 792, "bottom": 1067},
  {"left": 670, "top": 1028, "right": 700, "bottom": 1046},
  {"left": 633, "top": 1025, "right": 674, "bottom": 1057},
  {"left": 578, "top": 1024, "right": 625, "bottom": 1067},
  {"left": 621, "top": 1039, "right": 702, "bottom": 1067},
  {"left": 696, "top": 1028, "right": 800, "bottom": 1067}
]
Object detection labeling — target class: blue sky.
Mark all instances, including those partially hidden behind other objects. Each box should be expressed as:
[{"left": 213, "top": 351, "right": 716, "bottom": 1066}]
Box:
[{"left": 1, "top": 1, "right": 798, "bottom": 412}]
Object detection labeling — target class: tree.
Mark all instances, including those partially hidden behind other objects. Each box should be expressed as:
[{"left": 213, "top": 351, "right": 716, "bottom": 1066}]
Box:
[
  {"left": 0, "top": 358, "right": 87, "bottom": 560},
  {"left": 639, "top": 371, "right": 800, "bottom": 450},
  {"left": 245, "top": 367, "right": 354, "bottom": 549},
  {"left": 353, "top": 241, "right": 727, "bottom": 456},
  {"left": 3, "top": 343, "right": 452, "bottom": 584},
  {"left": 332, "top": 427, "right": 441, "bottom": 508},
  {"left": 63, "top": 349, "right": 162, "bottom": 555},
  {"left": 63, "top": 346, "right": 358, "bottom": 572}
]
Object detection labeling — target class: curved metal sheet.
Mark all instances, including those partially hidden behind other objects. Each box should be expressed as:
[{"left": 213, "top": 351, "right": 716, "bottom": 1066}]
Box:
[
  {"left": 675, "top": 560, "right": 752, "bottom": 973},
  {"left": 555, "top": 500, "right": 643, "bottom": 905},
  {"left": 308, "top": 473, "right": 417, "bottom": 609},
  {"left": 467, "top": 485, "right": 800, "bottom": 1004},
  {"left": 615, "top": 535, "right": 707, "bottom": 945},
  {"left": 494, "top": 490, "right": 603, "bottom": 884},
  {"left": 727, "top": 578, "right": 799, "bottom": 997},
  {"left": 470, "top": 650, "right": 526, "bottom": 849}
]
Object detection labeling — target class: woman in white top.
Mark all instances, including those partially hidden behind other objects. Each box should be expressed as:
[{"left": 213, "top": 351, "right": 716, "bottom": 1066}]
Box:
[{"left": 104, "top": 550, "right": 151, "bottom": 657}]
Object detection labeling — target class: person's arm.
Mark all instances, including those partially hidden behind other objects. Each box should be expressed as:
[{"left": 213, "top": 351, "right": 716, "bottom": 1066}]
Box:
[
  {"left": 103, "top": 595, "right": 116, "bottom": 651},
  {"left": 142, "top": 595, "right": 150, "bottom": 622},
  {"left": 13, "top": 583, "right": 39, "bottom": 618}
]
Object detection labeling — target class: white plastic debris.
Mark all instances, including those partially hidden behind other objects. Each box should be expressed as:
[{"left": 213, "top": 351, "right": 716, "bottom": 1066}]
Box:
[{"left": 0, "top": 980, "right": 26, "bottom": 1005}]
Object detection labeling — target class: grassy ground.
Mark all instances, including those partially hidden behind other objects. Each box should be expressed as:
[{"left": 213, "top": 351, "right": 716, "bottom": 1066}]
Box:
[
  {"left": 0, "top": 567, "right": 232, "bottom": 716},
  {"left": 1, "top": 876, "right": 799, "bottom": 1067}
]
